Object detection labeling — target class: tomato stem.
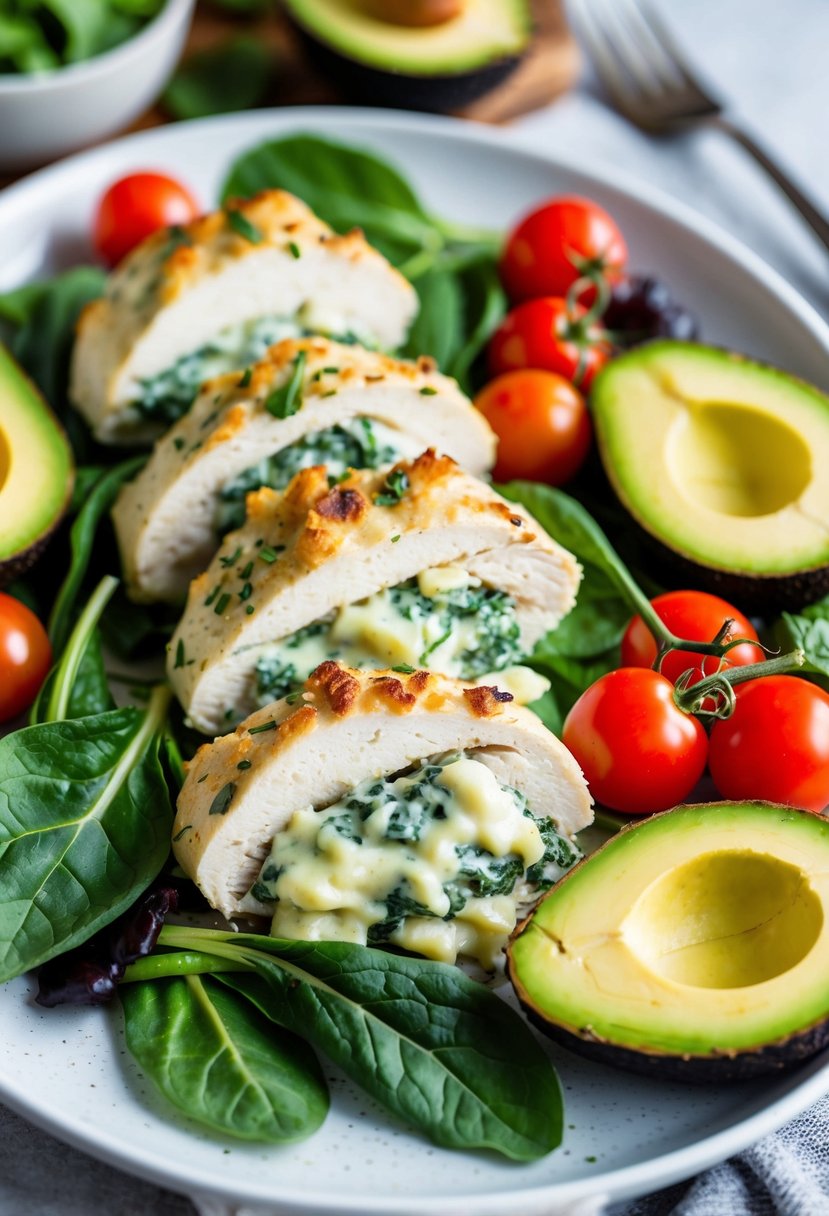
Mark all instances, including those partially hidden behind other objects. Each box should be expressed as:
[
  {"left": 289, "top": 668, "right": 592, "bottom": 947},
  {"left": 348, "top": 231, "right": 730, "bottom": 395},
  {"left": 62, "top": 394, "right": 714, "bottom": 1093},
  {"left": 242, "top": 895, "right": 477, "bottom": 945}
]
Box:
[{"left": 674, "top": 648, "right": 805, "bottom": 720}]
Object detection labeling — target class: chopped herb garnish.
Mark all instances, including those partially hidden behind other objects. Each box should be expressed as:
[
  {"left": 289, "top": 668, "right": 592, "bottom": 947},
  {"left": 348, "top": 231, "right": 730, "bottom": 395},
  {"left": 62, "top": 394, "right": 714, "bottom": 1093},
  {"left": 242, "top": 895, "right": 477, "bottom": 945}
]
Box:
[
  {"left": 258, "top": 545, "right": 281, "bottom": 563},
  {"left": 265, "top": 351, "right": 306, "bottom": 419},
  {"left": 374, "top": 468, "right": 410, "bottom": 507},
  {"left": 173, "top": 639, "right": 186, "bottom": 669},
  {"left": 225, "top": 208, "right": 263, "bottom": 244},
  {"left": 204, "top": 585, "right": 220, "bottom": 607},
  {"left": 288, "top": 240, "right": 301, "bottom": 259},
  {"left": 323, "top": 366, "right": 339, "bottom": 374},
  {"left": 391, "top": 663, "right": 415, "bottom": 674},
  {"left": 237, "top": 759, "right": 252, "bottom": 770},
  {"left": 245, "top": 604, "right": 256, "bottom": 615},
  {"left": 220, "top": 546, "right": 242, "bottom": 568},
  {"left": 419, "top": 627, "right": 453, "bottom": 664},
  {"left": 285, "top": 691, "right": 304, "bottom": 704},
  {"left": 249, "top": 719, "right": 278, "bottom": 735},
  {"left": 172, "top": 824, "right": 193, "bottom": 842},
  {"left": 197, "top": 773, "right": 209, "bottom": 784},
  {"left": 239, "top": 582, "right": 253, "bottom": 601},
  {"left": 238, "top": 366, "right": 253, "bottom": 388},
  {"left": 214, "top": 593, "right": 231, "bottom": 616},
  {"left": 240, "top": 560, "right": 254, "bottom": 579},
  {"left": 322, "top": 389, "right": 338, "bottom": 398},
  {"left": 173, "top": 436, "right": 185, "bottom": 451},
  {"left": 419, "top": 386, "right": 438, "bottom": 396},
  {"left": 224, "top": 708, "right": 235, "bottom": 720},
  {"left": 209, "top": 782, "right": 236, "bottom": 816},
  {"left": 391, "top": 534, "right": 401, "bottom": 543}
]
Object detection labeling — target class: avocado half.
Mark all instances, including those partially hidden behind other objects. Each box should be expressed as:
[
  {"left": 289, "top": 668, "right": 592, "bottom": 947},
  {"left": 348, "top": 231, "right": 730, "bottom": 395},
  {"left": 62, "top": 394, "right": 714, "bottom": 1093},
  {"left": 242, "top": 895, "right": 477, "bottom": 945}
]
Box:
[
  {"left": 283, "top": 0, "right": 532, "bottom": 112},
  {"left": 0, "top": 344, "right": 74, "bottom": 586},
  {"left": 508, "top": 802, "right": 829, "bottom": 1082},
  {"left": 591, "top": 341, "right": 829, "bottom": 611}
]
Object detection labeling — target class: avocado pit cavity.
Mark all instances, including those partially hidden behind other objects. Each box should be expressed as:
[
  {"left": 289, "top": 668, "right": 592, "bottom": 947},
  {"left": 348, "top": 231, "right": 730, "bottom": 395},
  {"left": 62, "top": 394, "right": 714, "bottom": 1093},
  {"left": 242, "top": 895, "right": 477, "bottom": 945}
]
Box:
[
  {"left": 621, "top": 850, "right": 822, "bottom": 989},
  {"left": 666, "top": 400, "right": 812, "bottom": 518}
]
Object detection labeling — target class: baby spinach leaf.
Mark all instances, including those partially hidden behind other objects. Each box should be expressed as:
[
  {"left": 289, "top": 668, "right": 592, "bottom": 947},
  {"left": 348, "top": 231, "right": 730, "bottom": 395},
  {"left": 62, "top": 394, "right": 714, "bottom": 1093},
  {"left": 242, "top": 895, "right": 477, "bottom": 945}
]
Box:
[
  {"left": 401, "top": 268, "right": 463, "bottom": 371},
  {"left": 0, "top": 266, "right": 104, "bottom": 411},
  {"left": 161, "top": 927, "right": 563, "bottom": 1161},
  {"left": 777, "top": 609, "right": 829, "bottom": 680},
  {"left": 0, "top": 686, "right": 173, "bottom": 983},
  {"left": 162, "top": 37, "right": 272, "bottom": 120},
  {"left": 121, "top": 975, "right": 328, "bottom": 1142},
  {"left": 448, "top": 259, "right": 507, "bottom": 394},
  {"left": 48, "top": 456, "right": 146, "bottom": 653}
]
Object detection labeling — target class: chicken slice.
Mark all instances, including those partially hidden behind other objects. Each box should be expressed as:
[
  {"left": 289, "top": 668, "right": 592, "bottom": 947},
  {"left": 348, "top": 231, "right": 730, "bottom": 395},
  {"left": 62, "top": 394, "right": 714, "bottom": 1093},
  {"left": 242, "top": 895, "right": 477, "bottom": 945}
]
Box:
[
  {"left": 168, "top": 450, "right": 582, "bottom": 734},
  {"left": 70, "top": 190, "right": 417, "bottom": 443},
  {"left": 173, "top": 661, "right": 593, "bottom": 919},
  {"left": 112, "top": 338, "right": 495, "bottom": 603}
]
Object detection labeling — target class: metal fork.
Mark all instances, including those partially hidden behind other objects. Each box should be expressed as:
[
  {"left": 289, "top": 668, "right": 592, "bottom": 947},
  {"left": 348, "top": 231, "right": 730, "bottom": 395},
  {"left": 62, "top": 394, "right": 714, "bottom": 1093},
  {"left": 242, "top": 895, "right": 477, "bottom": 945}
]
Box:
[{"left": 569, "top": 0, "right": 829, "bottom": 256}]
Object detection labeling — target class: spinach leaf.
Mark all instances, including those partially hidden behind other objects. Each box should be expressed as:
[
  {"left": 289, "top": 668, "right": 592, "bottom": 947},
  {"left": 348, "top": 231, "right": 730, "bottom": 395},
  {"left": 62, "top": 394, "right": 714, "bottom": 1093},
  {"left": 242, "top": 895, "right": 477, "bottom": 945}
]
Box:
[
  {"left": 448, "top": 259, "right": 507, "bottom": 394},
  {"left": 777, "top": 603, "right": 829, "bottom": 682},
  {"left": 401, "top": 269, "right": 463, "bottom": 371},
  {"left": 32, "top": 575, "right": 118, "bottom": 725},
  {"left": 162, "top": 37, "right": 272, "bottom": 120},
  {"left": 121, "top": 975, "right": 328, "bottom": 1142},
  {"left": 500, "top": 481, "right": 637, "bottom": 722},
  {"left": 0, "top": 685, "right": 174, "bottom": 983},
  {"left": 161, "top": 926, "right": 562, "bottom": 1161},
  {"left": 48, "top": 456, "right": 146, "bottom": 652},
  {"left": 0, "top": 266, "right": 105, "bottom": 456}
]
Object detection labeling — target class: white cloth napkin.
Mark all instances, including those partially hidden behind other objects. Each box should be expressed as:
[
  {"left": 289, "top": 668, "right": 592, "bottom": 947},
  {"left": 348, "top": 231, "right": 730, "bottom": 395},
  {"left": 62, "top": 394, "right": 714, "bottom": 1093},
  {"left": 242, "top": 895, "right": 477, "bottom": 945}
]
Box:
[{"left": 2, "top": 2, "right": 828, "bottom": 1213}]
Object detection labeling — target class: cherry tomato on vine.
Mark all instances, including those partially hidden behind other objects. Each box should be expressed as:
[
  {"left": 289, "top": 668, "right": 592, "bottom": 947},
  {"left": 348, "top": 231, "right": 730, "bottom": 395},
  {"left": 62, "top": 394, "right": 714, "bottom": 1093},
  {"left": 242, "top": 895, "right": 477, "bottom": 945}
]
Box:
[
  {"left": 473, "top": 368, "right": 592, "bottom": 484},
  {"left": 487, "top": 297, "right": 611, "bottom": 390},
  {"left": 0, "top": 593, "right": 52, "bottom": 723},
  {"left": 499, "top": 196, "right": 628, "bottom": 305},
  {"left": 621, "top": 591, "right": 763, "bottom": 687},
  {"left": 708, "top": 676, "right": 829, "bottom": 813},
  {"left": 93, "top": 172, "right": 200, "bottom": 267},
  {"left": 562, "top": 668, "right": 708, "bottom": 815}
]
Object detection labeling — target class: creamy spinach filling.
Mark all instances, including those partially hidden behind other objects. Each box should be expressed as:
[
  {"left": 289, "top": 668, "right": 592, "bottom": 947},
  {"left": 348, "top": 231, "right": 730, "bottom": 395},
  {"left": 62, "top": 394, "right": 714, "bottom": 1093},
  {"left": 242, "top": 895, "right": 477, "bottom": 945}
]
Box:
[
  {"left": 216, "top": 417, "right": 402, "bottom": 535},
  {"left": 134, "top": 314, "right": 359, "bottom": 426},
  {"left": 253, "top": 572, "right": 523, "bottom": 706},
  {"left": 249, "top": 753, "right": 581, "bottom": 967}
]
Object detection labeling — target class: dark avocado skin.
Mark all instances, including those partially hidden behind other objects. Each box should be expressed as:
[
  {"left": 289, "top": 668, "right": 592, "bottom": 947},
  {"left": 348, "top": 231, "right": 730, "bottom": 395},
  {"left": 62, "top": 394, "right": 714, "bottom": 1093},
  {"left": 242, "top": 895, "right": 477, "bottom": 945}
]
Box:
[
  {"left": 0, "top": 515, "right": 68, "bottom": 589},
  {"left": 514, "top": 991, "right": 829, "bottom": 1083},
  {"left": 290, "top": 21, "right": 525, "bottom": 112}
]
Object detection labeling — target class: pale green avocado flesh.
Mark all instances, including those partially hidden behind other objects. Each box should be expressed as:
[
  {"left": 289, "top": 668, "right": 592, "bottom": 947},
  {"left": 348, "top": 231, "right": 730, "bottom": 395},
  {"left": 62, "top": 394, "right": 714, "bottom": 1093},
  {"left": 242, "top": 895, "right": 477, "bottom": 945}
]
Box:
[
  {"left": 0, "top": 344, "right": 74, "bottom": 579},
  {"left": 283, "top": 0, "right": 531, "bottom": 74},
  {"left": 509, "top": 802, "right": 829, "bottom": 1063},
  {"left": 591, "top": 341, "right": 829, "bottom": 578}
]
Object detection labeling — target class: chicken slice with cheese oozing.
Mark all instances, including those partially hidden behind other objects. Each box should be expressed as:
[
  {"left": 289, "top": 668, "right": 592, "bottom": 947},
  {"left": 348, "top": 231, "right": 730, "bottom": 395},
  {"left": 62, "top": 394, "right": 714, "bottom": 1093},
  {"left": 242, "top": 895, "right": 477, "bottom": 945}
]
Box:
[
  {"left": 168, "top": 449, "right": 581, "bottom": 734},
  {"left": 70, "top": 190, "right": 418, "bottom": 443},
  {"left": 173, "top": 661, "right": 593, "bottom": 965},
  {"left": 112, "top": 338, "right": 495, "bottom": 603}
]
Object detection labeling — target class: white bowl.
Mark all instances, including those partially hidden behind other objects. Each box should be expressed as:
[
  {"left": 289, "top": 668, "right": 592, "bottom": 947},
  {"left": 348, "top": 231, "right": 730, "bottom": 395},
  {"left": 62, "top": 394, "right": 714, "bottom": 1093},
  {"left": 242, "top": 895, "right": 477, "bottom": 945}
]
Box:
[{"left": 0, "top": 0, "right": 195, "bottom": 172}]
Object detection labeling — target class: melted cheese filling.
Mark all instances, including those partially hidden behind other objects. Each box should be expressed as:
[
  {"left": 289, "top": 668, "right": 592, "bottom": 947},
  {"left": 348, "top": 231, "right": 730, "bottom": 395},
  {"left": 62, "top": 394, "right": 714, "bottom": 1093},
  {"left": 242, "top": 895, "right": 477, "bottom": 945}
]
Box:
[
  {"left": 254, "top": 568, "right": 549, "bottom": 707},
  {"left": 216, "top": 417, "right": 413, "bottom": 536},
  {"left": 250, "top": 752, "right": 580, "bottom": 967}
]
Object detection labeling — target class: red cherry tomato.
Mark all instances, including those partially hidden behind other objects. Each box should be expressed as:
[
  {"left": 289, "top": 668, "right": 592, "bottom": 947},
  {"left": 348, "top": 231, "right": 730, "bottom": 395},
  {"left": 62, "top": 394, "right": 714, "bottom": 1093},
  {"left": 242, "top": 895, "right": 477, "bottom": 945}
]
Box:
[
  {"left": 500, "top": 196, "right": 628, "bottom": 305},
  {"left": 709, "top": 676, "right": 829, "bottom": 813},
  {"left": 0, "top": 593, "right": 52, "bottom": 723},
  {"left": 621, "top": 591, "right": 764, "bottom": 687},
  {"left": 473, "top": 368, "right": 592, "bottom": 485},
  {"left": 562, "top": 668, "right": 708, "bottom": 815},
  {"left": 487, "top": 297, "right": 611, "bottom": 391},
  {"left": 93, "top": 172, "right": 201, "bottom": 267}
]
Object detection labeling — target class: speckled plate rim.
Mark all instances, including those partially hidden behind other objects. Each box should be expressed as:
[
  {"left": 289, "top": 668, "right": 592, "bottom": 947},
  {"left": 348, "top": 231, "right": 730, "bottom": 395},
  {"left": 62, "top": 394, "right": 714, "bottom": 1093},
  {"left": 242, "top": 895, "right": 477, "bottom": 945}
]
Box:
[{"left": 1, "top": 106, "right": 829, "bottom": 1213}]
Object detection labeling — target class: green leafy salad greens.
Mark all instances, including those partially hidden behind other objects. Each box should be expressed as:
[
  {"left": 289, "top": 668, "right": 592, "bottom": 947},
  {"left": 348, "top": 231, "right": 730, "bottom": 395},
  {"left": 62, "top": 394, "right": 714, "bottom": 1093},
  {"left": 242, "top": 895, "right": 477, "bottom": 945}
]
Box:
[{"left": 0, "top": 0, "right": 165, "bottom": 74}]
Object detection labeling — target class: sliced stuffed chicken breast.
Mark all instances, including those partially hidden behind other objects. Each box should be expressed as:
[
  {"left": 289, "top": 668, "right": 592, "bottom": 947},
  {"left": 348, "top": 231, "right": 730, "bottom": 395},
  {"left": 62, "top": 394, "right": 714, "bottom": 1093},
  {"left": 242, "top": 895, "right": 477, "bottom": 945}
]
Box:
[
  {"left": 168, "top": 449, "right": 581, "bottom": 734},
  {"left": 70, "top": 190, "right": 418, "bottom": 443},
  {"left": 112, "top": 338, "right": 495, "bottom": 603},
  {"left": 173, "top": 661, "right": 593, "bottom": 965}
]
